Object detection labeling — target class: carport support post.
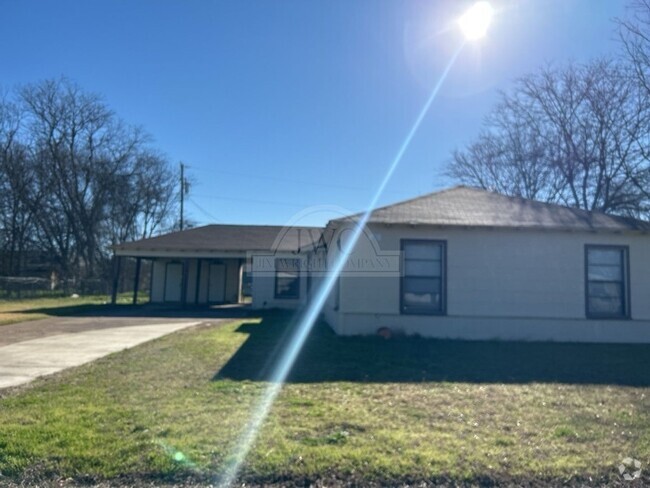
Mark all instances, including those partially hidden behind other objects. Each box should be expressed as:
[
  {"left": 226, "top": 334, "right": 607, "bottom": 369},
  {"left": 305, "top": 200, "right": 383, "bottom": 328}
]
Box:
[
  {"left": 110, "top": 255, "right": 122, "bottom": 305},
  {"left": 132, "top": 257, "right": 142, "bottom": 305},
  {"left": 194, "top": 258, "right": 202, "bottom": 304},
  {"left": 181, "top": 258, "right": 190, "bottom": 307}
]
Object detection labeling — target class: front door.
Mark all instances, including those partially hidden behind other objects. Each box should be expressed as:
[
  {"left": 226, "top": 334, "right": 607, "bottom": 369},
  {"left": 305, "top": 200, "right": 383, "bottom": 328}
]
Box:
[{"left": 208, "top": 263, "right": 226, "bottom": 303}]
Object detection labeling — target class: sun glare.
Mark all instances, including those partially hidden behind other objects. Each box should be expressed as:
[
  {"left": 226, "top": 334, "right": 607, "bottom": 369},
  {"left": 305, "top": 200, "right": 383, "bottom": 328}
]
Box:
[{"left": 458, "top": 1, "right": 494, "bottom": 41}]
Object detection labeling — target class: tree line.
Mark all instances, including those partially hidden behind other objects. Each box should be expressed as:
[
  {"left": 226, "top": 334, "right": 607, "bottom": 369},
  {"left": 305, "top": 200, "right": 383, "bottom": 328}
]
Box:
[
  {"left": 447, "top": 1, "right": 650, "bottom": 218},
  {"left": 0, "top": 79, "right": 179, "bottom": 288}
]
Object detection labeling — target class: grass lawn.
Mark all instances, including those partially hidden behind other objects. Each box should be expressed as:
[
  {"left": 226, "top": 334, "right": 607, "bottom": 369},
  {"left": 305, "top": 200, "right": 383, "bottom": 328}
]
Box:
[
  {"left": 0, "top": 294, "right": 147, "bottom": 326},
  {"left": 0, "top": 311, "right": 649, "bottom": 486}
]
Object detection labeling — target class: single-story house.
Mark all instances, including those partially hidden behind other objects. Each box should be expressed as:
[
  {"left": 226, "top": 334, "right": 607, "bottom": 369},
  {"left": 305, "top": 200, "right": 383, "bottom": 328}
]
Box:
[{"left": 115, "top": 186, "right": 650, "bottom": 343}]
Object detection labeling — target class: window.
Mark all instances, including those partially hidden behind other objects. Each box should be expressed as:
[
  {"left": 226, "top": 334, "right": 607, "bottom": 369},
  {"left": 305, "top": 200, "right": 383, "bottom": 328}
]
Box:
[
  {"left": 274, "top": 258, "right": 301, "bottom": 299},
  {"left": 401, "top": 240, "right": 446, "bottom": 315},
  {"left": 585, "top": 245, "right": 629, "bottom": 319}
]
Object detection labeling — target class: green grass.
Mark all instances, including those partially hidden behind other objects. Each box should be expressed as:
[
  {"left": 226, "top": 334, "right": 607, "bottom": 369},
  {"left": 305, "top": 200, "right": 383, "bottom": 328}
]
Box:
[
  {"left": 0, "top": 311, "right": 649, "bottom": 486},
  {"left": 0, "top": 294, "right": 148, "bottom": 326}
]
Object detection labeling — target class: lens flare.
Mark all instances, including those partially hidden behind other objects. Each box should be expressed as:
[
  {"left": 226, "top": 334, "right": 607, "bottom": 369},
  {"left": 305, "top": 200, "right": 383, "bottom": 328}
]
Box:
[
  {"left": 458, "top": 1, "right": 494, "bottom": 41},
  {"left": 217, "top": 43, "right": 466, "bottom": 488},
  {"left": 157, "top": 441, "right": 196, "bottom": 469}
]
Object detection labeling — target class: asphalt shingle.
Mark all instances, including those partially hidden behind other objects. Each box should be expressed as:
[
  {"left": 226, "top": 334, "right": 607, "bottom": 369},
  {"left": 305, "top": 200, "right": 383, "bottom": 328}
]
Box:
[
  {"left": 333, "top": 186, "right": 650, "bottom": 232},
  {"left": 115, "top": 224, "right": 323, "bottom": 253}
]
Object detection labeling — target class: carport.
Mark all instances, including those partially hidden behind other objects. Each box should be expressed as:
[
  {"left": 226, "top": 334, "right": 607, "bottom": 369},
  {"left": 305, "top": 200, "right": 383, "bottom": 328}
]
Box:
[{"left": 113, "top": 224, "right": 322, "bottom": 306}]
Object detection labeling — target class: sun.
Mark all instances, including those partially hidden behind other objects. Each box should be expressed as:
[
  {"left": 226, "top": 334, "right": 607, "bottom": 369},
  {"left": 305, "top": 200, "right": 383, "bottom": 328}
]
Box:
[{"left": 458, "top": 1, "right": 494, "bottom": 41}]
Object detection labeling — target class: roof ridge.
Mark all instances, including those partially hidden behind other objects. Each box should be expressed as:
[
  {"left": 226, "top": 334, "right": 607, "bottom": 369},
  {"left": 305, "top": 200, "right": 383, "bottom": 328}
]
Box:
[
  {"left": 373, "top": 185, "right": 472, "bottom": 212},
  {"left": 331, "top": 185, "right": 472, "bottom": 223}
]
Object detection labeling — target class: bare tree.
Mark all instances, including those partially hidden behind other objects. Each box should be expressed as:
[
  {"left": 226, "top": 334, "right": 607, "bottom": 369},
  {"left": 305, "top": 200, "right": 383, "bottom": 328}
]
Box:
[
  {"left": 103, "top": 151, "right": 178, "bottom": 248},
  {"left": 0, "top": 96, "right": 37, "bottom": 275},
  {"left": 447, "top": 60, "right": 650, "bottom": 216},
  {"left": 20, "top": 79, "right": 146, "bottom": 279},
  {"left": 618, "top": 0, "right": 650, "bottom": 208},
  {"left": 0, "top": 78, "right": 179, "bottom": 287},
  {"left": 619, "top": 1, "right": 650, "bottom": 95}
]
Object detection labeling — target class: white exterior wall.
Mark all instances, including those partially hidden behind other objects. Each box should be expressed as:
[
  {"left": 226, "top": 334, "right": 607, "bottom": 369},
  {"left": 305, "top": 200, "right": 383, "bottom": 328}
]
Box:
[
  {"left": 291, "top": 248, "right": 343, "bottom": 330},
  {"left": 331, "top": 224, "right": 650, "bottom": 343},
  {"left": 251, "top": 253, "right": 309, "bottom": 309}
]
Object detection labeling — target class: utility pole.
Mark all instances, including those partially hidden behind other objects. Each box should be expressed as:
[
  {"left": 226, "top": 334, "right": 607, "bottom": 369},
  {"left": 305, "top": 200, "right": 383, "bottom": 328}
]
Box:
[{"left": 180, "top": 162, "right": 185, "bottom": 231}]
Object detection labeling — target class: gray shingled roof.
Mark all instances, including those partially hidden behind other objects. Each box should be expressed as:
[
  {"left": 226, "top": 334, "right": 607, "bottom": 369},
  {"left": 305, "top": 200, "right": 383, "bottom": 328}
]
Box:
[
  {"left": 333, "top": 186, "right": 650, "bottom": 232},
  {"left": 115, "top": 224, "right": 323, "bottom": 254}
]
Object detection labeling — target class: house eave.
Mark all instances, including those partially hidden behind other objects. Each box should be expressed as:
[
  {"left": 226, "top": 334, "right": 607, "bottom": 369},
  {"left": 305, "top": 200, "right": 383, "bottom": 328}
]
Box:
[
  {"left": 364, "top": 222, "right": 650, "bottom": 234},
  {"left": 113, "top": 248, "right": 250, "bottom": 259}
]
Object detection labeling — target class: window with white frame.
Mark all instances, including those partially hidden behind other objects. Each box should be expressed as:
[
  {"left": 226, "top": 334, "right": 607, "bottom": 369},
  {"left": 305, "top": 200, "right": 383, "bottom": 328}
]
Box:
[
  {"left": 401, "top": 240, "right": 446, "bottom": 315},
  {"left": 585, "top": 245, "right": 629, "bottom": 319}
]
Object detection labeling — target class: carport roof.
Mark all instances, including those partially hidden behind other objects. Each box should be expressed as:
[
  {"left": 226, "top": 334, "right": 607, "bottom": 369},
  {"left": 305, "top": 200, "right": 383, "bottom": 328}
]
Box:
[
  {"left": 331, "top": 186, "right": 650, "bottom": 233},
  {"left": 115, "top": 224, "right": 323, "bottom": 256}
]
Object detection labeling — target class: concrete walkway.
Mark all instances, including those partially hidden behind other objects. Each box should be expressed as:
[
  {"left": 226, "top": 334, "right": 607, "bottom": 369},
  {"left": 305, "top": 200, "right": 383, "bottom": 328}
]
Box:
[{"left": 0, "top": 320, "right": 202, "bottom": 390}]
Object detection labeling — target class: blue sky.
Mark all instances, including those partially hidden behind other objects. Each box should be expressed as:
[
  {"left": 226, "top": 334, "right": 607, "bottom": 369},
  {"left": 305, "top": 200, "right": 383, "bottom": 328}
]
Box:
[{"left": 1, "top": 0, "right": 627, "bottom": 227}]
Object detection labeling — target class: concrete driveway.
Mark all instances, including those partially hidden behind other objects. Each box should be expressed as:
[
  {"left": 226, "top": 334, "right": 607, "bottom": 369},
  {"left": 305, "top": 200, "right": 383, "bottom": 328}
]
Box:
[{"left": 0, "top": 316, "right": 207, "bottom": 390}]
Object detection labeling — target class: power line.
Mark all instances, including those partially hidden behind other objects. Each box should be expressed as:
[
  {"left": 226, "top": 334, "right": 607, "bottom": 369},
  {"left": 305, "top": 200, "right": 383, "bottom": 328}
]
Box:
[
  {"left": 191, "top": 167, "right": 413, "bottom": 196},
  {"left": 188, "top": 197, "right": 223, "bottom": 223},
  {"left": 192, "top": 193, "right": 331, "bottom": 209}
]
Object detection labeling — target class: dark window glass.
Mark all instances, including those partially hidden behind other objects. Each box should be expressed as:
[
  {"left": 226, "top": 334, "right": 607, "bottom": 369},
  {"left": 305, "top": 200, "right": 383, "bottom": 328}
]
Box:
[
  {"left": 275, "top": 258, "right": 300, "bottom": 299},
  {"left": 586, "top": 246, "right": 628, "bottom": 318},
  {"left": 401, "top": 240, "right": 445, "bottom": 315}
]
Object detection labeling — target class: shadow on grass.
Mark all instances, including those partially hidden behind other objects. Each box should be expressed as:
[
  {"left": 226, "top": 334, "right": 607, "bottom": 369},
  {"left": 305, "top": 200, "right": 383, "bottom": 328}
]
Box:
[
  {"left": 15, "top": 302, "right": 254, "bottom": 319},
  {"left": 216, "top": 311, "right": 650, "bottom": 386}
]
